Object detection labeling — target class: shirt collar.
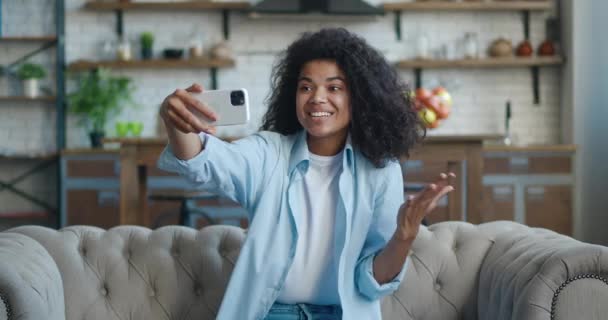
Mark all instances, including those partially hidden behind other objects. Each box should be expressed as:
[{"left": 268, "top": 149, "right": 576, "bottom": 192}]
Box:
[{"left": 288, "top": 130, "right": 354, "bottom": 175}]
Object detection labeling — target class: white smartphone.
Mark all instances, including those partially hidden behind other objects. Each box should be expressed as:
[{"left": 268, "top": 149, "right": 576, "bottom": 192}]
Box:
[{"left": 191, "top": 88, "right": 250, "bottom": 126}]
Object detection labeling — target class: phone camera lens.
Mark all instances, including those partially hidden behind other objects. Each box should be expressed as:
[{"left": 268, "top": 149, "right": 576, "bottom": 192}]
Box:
[{"left": 230, "top": 90, "right": 245, "bottom": 106}]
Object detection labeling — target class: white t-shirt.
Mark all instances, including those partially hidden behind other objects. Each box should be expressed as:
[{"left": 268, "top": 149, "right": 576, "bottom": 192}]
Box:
[{"left": 276, "top": 150, "right": 343, "bottom": 305}]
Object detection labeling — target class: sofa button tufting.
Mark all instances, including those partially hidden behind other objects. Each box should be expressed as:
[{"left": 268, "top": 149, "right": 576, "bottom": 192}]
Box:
[
  {"left": 149, "top": 289, "right": 156, "bottom": 297},
  {"left": 434, "top": 282, "right": 442, "bottom": 291},
  {"left": 194, "top": 285, "right": 203, "bottom": 297},
  {"left": 100, "top": 287, "right": 108, "bottom": 296}
]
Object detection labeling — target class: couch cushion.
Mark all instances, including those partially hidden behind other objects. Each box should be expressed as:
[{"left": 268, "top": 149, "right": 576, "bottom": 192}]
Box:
[
  {"left": 9, "top": 225, "right": 245, "bottom": 320},
  {"left": 381, "top": 222, "right": 493, "bottom": 320}
]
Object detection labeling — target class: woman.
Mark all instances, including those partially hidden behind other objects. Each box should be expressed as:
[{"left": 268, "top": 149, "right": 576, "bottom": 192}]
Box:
[{"left": 158, "top": 28, "right": 454, "bottom": 320}]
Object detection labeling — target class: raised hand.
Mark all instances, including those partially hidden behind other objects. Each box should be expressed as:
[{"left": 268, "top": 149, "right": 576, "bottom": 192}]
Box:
[
  {"left": 395, "top": 172, "right": 456, "bottom": 241},
  {"left": 159, "top": 83, "right": 218, "bottom": 135}
]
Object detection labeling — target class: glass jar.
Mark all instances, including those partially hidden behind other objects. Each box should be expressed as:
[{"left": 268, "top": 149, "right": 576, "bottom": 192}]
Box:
[
  {"left": 189, "top": 39, "right": 204, "bottom": 58},
  {"left": 416, "top": 33, "right": 430, "bottom": 59},
  {"left": 116, "top": 37, "right": 132, "bottom": 61},
  {"left": 463, "top": 32, "right": 479, "bottom": 59}
]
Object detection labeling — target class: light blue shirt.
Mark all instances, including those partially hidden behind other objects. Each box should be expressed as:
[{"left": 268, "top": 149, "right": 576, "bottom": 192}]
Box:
[{"left": 158, "top": 130, "right": 408, "bottom": 320}]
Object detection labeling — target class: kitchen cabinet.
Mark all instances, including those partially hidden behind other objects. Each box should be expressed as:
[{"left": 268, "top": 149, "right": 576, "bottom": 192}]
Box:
[
  {"left": 61, "top": 148, "right": 247, "bottom": 229},
  {"left": 481, "top": 145, "right": 576, "bottom": 235},
  {"left": 405, "top": 143, "right": 576, "bottom": 235},
  {"left": 402, "top": 135, "right": 499, "bottom": 225}
]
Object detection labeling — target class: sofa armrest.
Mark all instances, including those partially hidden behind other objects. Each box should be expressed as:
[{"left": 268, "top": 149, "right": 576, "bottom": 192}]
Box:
[
  {"left": 0, "top": 232, "right": 65, "bottom": 320},
  {"left": 478, "top": 226, "right": 608, "bottom": 320}
]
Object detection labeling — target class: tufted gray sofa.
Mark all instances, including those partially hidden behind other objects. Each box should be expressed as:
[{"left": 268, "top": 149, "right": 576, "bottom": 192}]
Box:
[{"left": 1, "top": 220, "right": 607, "bottom": 320}]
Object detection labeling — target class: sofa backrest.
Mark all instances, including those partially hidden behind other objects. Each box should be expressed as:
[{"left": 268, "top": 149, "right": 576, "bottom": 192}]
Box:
[
  {"left": 10, "top": 225, "right": 245, "bottom": 320},
  {"left": 11, "top": 221, "right": 496, "bottom": 320},
  {"left": 381, "top": 222, "right": 494, "bottom": 320}
]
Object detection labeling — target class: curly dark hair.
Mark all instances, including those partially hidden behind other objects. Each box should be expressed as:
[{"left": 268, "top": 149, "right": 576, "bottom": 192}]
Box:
[{"left": 260, "top": 28, "right": 425, "bottom": 167}]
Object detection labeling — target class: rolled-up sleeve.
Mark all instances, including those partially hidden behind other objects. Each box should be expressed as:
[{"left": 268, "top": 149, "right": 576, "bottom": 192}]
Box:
[
  {"left": 355, "top": 161, "right": 408, "bottom": 300},
  {"left": 157, "top": 132, "right": 274, "bottom": 211}
]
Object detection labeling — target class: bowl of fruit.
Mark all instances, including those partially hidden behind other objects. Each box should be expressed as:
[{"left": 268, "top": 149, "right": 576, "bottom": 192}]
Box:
[{"left": 409, "top": 86, "right": 453, "bottom": 129}]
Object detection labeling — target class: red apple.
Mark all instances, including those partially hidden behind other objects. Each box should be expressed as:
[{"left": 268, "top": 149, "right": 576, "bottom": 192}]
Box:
[
  {"left": 415, "top": 88, "right": 432, "bottom": 101},
  {"left": 422, "top": 95, "right": 441, "bottom": 115},
  {"left": 431, "top": 87, "right": 452, "bottom": 119}
]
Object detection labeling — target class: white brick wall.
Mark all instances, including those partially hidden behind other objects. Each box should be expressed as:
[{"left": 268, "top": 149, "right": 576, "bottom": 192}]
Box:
[
  {"left": 60, "top": 0, "right": 561, "bottom": 146},
  {"left": 0, "top": 0, "right": 565, "bottom": 211}
]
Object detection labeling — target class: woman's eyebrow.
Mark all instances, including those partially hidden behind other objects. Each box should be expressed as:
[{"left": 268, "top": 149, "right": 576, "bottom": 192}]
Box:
[
  {"left": 326, "top": 76, "right": 345, "bottom": 82},
  {"left": 297, "top": 76, "right": 345, "bottom": 82}
]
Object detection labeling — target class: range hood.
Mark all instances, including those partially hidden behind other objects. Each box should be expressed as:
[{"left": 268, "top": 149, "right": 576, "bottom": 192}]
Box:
[{"left": 251, "top": 0, "right": 383, "bottom": 15}]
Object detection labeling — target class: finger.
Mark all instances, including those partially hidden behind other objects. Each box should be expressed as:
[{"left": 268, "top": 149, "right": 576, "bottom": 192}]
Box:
[
  {"left": 426, "top": 185, "right": 455, "bottom": 210},
  {"left": 415, "top": 183, "right": 439, "bottom": 203},
  {"left": 206, "top": 126, "right": 217, "bottom": 136},
  {"left": 185, "top": 83, "right": 204, "bottom": 93},
  {"left": 167, "top": 96, "right": 209, "bottom": 133},
  {"left": 434, "top": 172, "right": 455, "bottom": 189},
  {"left": 174, "top": 88, "right": 218, "bottom": 122},
  {"left": 167, "top": 109, "right": 196, "bottom": 133}
]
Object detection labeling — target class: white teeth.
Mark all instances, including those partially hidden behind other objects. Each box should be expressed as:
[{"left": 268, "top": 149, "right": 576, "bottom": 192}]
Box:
[{"left": 310, "top": 112, "right": 332, "bottom": 117}]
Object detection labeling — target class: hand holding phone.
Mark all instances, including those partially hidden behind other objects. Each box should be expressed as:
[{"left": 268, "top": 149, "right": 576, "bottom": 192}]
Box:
[{"left": 191, "top": 88, "right": 250, "bottom": 126}]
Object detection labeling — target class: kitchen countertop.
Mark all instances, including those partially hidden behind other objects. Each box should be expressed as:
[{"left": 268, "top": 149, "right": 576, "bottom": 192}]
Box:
[
  {"left": 62, "top": 135, "right": 577, "bottom": 155},
  {"left": 61, "top": 148, "right": 120, "bottom": 155},
  {"left": 483, "top": 144, "right": 577, "bottom": 153}
]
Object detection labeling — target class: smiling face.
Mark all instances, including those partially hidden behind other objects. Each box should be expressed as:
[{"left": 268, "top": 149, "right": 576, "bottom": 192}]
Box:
[{"left": 296, "top": 59, "right": 352, "bottom": 156}]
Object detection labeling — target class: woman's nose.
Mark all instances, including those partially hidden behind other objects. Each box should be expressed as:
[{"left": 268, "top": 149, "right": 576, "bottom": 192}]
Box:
[{"left": 310, "top": 89, "right": 328, "bottom": 104}]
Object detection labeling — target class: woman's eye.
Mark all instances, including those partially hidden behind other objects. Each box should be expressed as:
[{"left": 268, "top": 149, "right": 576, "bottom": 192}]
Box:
[
  {"left": 299, "top": 86, "right": 312, "bottom": 92},
  {"left": 329, "top": 86, "right": 341, "bottom": 91}
]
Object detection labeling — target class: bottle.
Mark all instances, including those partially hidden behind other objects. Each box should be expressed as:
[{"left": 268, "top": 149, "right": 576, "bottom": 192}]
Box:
[
  {"left": 117, "top": 36, "right": 132, "bottom": 61},
  {"left": 416, "top": 33, "right": 430, "bottom": 59},
  {"left": 503, "top": 100, "right": 512, "bottom": 146},
  {"left": 463, "top": 32, "right": 479, "bottom": 59}
]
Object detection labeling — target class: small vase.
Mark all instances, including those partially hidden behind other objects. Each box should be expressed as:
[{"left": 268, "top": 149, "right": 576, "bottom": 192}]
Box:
[
  {"left": 89, "top": 131, "right": 105, "bottom": 148},
  {"left": 23, "top": 79, "right": 39, "bottom": 97},
  {"left": 141, "top": 47, "right": 153, "bottom": 60}
]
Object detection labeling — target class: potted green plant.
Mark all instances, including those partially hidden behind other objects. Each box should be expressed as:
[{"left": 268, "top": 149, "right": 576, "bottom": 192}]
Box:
[
  {"left": 16, "top": 63, "right": 46, "bottom": 97},
  {"left": 68, "top": 68, "right": 136, "bottom": 147},
  {"left": 140, "top": 32, "right": 154, "bottom": 60}
]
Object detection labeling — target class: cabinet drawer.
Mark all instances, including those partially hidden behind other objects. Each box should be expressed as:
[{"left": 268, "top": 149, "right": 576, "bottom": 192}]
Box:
[
  {"left": 402, "top": 160, "right": 449, "bottom": 183},
  {"left": 525, "top": 185, "right": 572, "bottom": 235},
  {"left": 484, "top": 156, "right": 571, "bottom": 174},
  {"left": 67, "top": 190, "right": 120, "bottom": 228},
  {"left": 481, "top": 185, "right": 514, "bottom": 222},
  {"left": 66, "top": 159, "right": 119, "bottom": 178}
]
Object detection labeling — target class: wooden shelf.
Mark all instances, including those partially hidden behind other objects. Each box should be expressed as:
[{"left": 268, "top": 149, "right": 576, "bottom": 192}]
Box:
[
  {"left": 0, "top": 36, "right": 57, "bottom": 42},
  {"left": 0, "top": 152, "right": 58, "bottom": 160},
  {"left": 396, "top": 56, "right": 563, "bottom": 69},
  {"left": 68, "top": 58, "right": 235, "bottom": 71},
  {"left": 84, "top": 1, "right": 250, "bottom": 11},
  {"left": 0, "top": 96, "right": 56, "bottom": 102},
  {"left": 384, "top": 1, "right": 553, "bottom": 11}
]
